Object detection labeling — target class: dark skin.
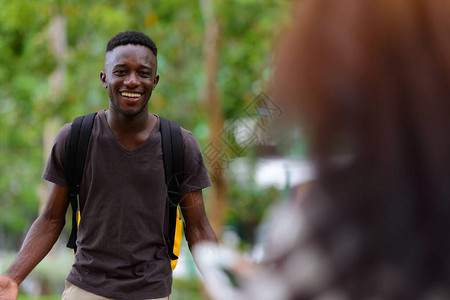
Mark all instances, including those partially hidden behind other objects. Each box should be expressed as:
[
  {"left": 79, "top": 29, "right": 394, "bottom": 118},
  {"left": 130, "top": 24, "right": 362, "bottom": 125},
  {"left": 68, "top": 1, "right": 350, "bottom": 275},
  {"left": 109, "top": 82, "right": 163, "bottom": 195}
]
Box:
[
  {"left": 180, "top": 190, "right": 217, "bottom": 249},
  {"left": 100, "top": 44, "right": 159, "bottom": 150},
  {"left": 0, "top": 184, "right": 68, "bottom": 299},
  {"left": 0, "top": 44, "right": 217, "bottom": 300}
]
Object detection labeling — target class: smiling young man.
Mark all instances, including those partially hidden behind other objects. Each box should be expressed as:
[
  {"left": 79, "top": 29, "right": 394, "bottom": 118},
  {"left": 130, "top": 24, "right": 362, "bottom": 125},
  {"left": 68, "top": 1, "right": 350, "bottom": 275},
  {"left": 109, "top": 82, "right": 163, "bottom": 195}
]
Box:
[{"left": 0, "top": 31, "right": 217, "bottom": 300}]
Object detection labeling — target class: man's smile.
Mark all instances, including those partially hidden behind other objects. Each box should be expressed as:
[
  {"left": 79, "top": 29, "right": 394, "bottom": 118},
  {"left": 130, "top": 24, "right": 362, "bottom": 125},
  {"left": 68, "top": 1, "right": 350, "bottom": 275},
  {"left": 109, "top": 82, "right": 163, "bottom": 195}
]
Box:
[
  {"left": 120, "top": 91, "right": 143, "bottom": 98},
  {"left": 101, "top": 43, "right": 159, "bottom": 116}
]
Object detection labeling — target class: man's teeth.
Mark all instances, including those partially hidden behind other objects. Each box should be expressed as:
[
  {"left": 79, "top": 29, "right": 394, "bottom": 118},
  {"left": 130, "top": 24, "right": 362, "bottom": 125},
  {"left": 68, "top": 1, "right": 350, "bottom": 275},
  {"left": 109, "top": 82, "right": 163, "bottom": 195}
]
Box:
[{"left": 121, "top": 92, "right": 141, "bottom": 98}]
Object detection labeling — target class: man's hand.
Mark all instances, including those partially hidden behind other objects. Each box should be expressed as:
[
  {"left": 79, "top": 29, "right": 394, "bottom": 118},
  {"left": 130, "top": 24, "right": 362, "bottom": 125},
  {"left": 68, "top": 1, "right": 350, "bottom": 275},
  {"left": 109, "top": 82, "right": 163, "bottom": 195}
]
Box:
[
  {"left": 0, "top": 275, "right": 18, "bottom": 300},
  {"left": 0, "top": 183, "right": 68, "bottom": 298}
]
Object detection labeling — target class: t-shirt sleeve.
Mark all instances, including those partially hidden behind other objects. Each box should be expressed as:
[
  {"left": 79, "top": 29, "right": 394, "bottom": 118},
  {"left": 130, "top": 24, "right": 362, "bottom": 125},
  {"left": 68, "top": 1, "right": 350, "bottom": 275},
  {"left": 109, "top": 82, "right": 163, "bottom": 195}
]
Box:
[
  {"left": 180, "top": 129, "right": 212, "bottom": 194},
  {"left": 42, "top": 123, "right": 72, "bottom": 187}
]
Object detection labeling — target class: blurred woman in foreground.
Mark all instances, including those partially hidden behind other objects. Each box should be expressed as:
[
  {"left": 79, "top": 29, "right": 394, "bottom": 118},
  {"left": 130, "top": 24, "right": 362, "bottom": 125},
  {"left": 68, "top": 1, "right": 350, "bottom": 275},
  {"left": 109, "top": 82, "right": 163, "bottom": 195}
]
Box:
[
  {"left": 261, "top": 0, "right": 450, "bottom": 298},
  {"left": 196, "top": 0, "right": 450, "bottom": 299}
]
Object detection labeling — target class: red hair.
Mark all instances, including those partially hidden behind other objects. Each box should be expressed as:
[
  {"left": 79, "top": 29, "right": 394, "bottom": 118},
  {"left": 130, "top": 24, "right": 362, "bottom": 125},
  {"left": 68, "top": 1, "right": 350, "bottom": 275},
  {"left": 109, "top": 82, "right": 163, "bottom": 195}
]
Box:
[{"left": 273, "top": 0, "right": 450, "bottom": 297}]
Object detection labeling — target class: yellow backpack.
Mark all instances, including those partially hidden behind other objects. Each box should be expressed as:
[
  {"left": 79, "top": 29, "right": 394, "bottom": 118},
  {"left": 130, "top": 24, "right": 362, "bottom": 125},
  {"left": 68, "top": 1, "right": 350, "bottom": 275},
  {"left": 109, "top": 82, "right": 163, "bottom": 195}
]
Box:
[{"left": 65, "top": 113, "right": 184, "bottom": 270}]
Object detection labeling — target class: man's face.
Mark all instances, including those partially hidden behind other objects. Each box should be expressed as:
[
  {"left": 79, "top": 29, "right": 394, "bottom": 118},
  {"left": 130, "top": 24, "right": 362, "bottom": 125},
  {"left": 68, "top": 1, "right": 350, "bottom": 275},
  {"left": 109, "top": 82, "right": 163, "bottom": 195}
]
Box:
[{"left": 100, "top": 44, "right": 159, "bottom": 118}]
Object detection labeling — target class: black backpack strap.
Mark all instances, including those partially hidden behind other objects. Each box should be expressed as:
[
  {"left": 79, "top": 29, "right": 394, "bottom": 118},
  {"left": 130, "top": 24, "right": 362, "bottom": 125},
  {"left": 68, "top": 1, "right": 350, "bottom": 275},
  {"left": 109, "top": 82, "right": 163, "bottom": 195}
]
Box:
[
  {"left": 160, "top": 116, "right": 184, "bottom": 260},
  {"left": 64, "top": 112, "right": 97, "bottom": 252}
]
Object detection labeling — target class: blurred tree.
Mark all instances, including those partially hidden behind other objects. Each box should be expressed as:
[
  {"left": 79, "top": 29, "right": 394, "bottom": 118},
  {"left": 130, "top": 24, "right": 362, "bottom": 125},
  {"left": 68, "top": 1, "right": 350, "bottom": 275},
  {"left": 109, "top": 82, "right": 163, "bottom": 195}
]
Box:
[
  {"left": 0, "top": 0, "right": 57, "bottom": 249},
  {"left": 0, "top": 0, "right": 291, "bottom": 249},
  {"left": 40, "top": 14, "right": 67, "bottom": 211},
  {"left": 199, "top": 0, "right": 226, "bottom": 237}
]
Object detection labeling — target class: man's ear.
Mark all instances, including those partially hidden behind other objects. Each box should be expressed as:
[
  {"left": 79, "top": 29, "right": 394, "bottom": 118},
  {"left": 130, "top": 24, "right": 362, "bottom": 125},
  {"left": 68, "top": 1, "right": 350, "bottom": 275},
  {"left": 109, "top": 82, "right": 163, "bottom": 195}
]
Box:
[
  {"left": 152, "top": 74, "right": 160, "bottom": 90},
  {"left": 100, "top": 71, "right": 107, "bottom": 88}
]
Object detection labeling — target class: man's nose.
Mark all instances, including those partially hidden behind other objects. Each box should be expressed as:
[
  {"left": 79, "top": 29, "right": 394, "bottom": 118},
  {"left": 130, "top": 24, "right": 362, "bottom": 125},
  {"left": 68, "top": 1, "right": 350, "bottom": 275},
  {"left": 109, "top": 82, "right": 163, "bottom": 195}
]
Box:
[{"left": 124, "top": 72, "right": 140, "bottom": 87}]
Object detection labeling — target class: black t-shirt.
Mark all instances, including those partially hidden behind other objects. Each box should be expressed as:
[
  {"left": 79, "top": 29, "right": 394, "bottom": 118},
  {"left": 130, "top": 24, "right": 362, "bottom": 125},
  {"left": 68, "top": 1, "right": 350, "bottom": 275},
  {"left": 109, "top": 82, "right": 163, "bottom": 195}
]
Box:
[{"left": 43, "top": 110, "right": 212, "bottom": 299}]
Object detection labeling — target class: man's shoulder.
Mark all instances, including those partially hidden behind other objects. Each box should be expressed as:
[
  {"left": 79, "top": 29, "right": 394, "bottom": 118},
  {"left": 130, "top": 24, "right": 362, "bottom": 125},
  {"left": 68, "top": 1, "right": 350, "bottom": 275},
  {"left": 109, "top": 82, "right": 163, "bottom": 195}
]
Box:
[
  {"left": 156, "top": 115, "right": 196, "bottom": 142},
  {"left": 180, "top": 126, "right": 194, "bottom": 139},
  {"left": 54, "top": 122, "right": 73, "bottom": 143},
  {"left": 180, "top": 126, "right": 203, "bottom": 149}
]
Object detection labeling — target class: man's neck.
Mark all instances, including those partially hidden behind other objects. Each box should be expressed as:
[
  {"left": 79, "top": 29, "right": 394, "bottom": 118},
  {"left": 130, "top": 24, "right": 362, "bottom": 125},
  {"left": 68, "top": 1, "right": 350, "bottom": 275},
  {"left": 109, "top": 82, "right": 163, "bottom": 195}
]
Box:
[
  {"left": 105, "top": 109, "right": 158, "bottom": 150},
  {"left": 106, "top": 109, "right": 154, "bottom": 134}
]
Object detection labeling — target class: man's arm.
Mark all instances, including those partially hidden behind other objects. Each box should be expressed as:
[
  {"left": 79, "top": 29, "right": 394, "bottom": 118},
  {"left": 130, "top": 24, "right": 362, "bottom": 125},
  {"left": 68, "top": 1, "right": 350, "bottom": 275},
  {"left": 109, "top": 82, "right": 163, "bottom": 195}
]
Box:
[
  {"left": 180, "top": 190, "right": 217, "bottom": 250},
  {"left": 0, "top": 183, "right": 69, "bottom": 298}
]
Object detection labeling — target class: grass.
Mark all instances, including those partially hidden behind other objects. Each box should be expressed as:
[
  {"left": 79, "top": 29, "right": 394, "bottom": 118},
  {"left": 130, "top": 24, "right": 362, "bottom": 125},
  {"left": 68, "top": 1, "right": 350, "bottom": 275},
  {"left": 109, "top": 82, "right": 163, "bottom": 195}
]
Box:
[
  {"left": 16, "top": 278, "right": 206, "bottom": 300},
  {"left": 18, "top": 296, "right": 60, "bottom": 300}
]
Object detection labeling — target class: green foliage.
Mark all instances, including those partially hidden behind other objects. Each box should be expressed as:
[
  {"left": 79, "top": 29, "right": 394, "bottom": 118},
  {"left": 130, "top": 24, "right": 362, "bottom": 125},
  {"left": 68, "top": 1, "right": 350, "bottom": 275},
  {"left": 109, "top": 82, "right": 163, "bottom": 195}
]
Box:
[
  {"left": 18, "top": 296, "right": 61, "bottom": 300},
  {"left": 172, "top": 278, "right": 205, "bottom": 300},
  {"left": 0, "top": 0, "right": 291, "bottom": 250},
  {"left": 227, "top": 179, "right": 281, "bottom": 244}
]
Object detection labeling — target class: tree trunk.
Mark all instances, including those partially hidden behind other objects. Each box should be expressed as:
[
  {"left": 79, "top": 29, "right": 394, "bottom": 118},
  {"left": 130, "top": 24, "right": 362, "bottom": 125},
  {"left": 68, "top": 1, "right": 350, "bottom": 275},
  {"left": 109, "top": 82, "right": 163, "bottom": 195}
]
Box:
[
  {"left": 40, "top": 15, "right": 67, "bottom": 212},
  {"left": 200, "top": 0, "right": 226, "bottom": 238}
]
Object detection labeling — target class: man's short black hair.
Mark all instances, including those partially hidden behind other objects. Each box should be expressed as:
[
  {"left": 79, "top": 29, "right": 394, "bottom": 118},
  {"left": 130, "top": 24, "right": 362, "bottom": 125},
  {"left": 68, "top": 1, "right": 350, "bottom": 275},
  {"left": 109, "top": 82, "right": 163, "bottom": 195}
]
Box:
[{"left": 106, "top": 31, "right": 157, "bottom": 57}]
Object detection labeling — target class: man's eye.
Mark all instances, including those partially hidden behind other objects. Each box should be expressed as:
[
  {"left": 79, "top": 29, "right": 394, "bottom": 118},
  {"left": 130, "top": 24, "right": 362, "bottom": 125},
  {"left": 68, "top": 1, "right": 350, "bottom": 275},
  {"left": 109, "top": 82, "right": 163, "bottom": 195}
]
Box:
[
  {"left": 114, "top": 70, "right": 127, "bottom": 75},
  {"left": 140, "top": 72, "right": 151, "bottom": 76}
]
